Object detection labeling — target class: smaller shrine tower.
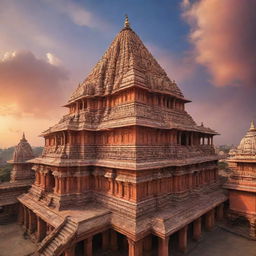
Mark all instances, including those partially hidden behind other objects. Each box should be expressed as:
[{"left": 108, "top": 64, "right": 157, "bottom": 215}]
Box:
[
  {"left": 225, "top": 121, "right": 256, "bottom": 239},
  {"left": 9, "top": 133, "right": 34, "bottom": 182},
  {"left": 0, "top": 133, "right": 34, "bottom": 223}
]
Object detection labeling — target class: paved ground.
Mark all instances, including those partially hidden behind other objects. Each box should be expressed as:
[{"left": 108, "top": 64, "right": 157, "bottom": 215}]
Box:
[
  {"left": 0, "top": 224, "right": 255, "bottom": 256},
  {"left": 0, "top": 223, "right": 36, "bottom": 256},
  {"left": 186, "top": 227, "right": 256, "bottom": 256}
]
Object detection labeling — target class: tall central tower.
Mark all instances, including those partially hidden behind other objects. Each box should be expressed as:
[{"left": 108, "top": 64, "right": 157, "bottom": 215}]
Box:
[{"left": 19, "top": 18, "right": 227, "bottom": 256}]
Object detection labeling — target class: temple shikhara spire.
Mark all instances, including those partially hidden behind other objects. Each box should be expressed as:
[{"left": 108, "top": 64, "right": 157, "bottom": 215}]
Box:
[
  {"left": 225, "top": 120, "right": 256, "bottom": 239},
  {"left": 16, "top": 18, "right": 227, "bottom": 256}
]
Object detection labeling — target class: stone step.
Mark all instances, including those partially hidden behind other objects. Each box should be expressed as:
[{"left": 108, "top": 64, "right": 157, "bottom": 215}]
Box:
[
  {"left": 58, "top": 232, "right": 66, "bottom": 240},
  {"left": 48, "top": 243, "right": 57, "bottom": 252},
  {"left": 67, "top": 220, "right": 77, "bottom": 227},
  {"left": 44, "top": 246, "right": 53, "bottom": 256},
  {"left": 62, "top": 226, "right": 75, "bottom": 233}
]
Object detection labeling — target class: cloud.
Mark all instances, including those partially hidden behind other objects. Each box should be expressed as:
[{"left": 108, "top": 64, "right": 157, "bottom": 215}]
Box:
[
  {"left": 45, "top": 0, "right": 112, "bottom": 31},
  {"left": 46, "top": 52, "right": 62, "bottom": 66},
  {"left": 0, "top": 1, "right": 58, "bottom": 50},
  {"left": 182, "top": 0, "right": 256, "bottom": 87},
  {"left": 0, "top": 50, "right": 69, "bottom": 117}
]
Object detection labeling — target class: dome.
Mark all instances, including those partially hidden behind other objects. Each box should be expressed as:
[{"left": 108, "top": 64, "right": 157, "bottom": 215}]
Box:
[
  {"left": 234, "top": 121, "right": 256, "bottom": 155},
  {"left": 13, "top": 133, "right": 34, "bottom": 163}
]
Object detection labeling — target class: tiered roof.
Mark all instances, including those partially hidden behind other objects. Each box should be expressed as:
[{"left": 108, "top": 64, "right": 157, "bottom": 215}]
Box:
[
  {"left": 42, "top": 18, "right": 217, "bottom": 136},
  {"left": 67, "top": 18, "right": 187, "bottom": 104}
]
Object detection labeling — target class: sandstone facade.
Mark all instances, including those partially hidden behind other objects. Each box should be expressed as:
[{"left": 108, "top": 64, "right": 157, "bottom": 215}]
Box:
[{"left": 18, "top": 17, "right": 227, "bottom": 256}]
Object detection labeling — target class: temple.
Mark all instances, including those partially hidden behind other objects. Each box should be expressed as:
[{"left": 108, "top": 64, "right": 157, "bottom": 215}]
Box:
[
  {"left": 18, "top": 17, "right": 227, "bottom": 256},
  {"left": 0, "top": 133, "right": 34, "bottom": 223},
  {"left": 225, "top": 121, "right": 256, "bottom": 239}
]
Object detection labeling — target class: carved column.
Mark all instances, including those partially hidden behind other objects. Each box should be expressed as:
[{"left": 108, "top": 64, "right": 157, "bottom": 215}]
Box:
[
  {"left": 193, "top": 217, "right": 202, "bottom": 241},
  {"left": 23, "top": 206, "right": 28, "bottom": 231},
  {"left": 66, "top": 176, "right": 71, "bottom": 194},
  {"left": 216, "top": 204, "right": 224, "bottom": 220},
  {"left": 37, "top": 216, "right": 46, "bottom": 242},
  {"left": 189, "top": 173, "right": 193, "bottom": 189},
  {"left": 205, "top": 209, "right": 215, "bottom": 231},
  {"left": 158, "top": 236, "right": 169, "bottom": 256},
  {"left": 18, "top": 204, "right": 24, "bottom": 225},
  {"left": 54, "top": 175, "right": 59, "bottom": 194},
  {"left": 178, "top": 226, "right": 188, "bottom": 252},
  {"left": 28, "top": 210, "right": 36, "bottom": 234},
  {"left": 84, "top": 237, "right": 93, "bottom": 256},
  {"left": 249, "top": 218, "right": 256, "bottom": 239},
  {"left": 128, "top": 238, "right": 143, "bottom": 256}
]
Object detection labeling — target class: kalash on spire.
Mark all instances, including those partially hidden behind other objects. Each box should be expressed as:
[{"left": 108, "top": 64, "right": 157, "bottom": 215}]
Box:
[
  {"left": 124, "top": 14, "right": 130, "bottom": 28},
  {"left": 18, "top": 17, "right": 225, "bottom": 256}
]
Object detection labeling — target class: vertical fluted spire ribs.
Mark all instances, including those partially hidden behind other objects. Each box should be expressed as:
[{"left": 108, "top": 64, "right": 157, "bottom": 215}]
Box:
[{"left": 68, "top": 17, "right": 184, "bottom": 103}]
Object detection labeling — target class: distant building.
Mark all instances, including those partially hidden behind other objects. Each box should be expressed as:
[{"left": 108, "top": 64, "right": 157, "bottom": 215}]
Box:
[
  {"left": 18, "top": 17, "right": 227, "bottom": 256},
  {"left": 225, "top": 121, "right": 256, "bottom": 239},
  {"left": 10, "top": 133, "right": 34, "bottom": 182},
  {"left": 0, "top": 133, "right": 34, "bottom": 223}
]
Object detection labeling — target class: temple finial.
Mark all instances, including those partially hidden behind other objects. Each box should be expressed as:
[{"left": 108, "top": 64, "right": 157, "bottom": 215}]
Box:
[
  {"left": 249, "top": 120, "right": 255, "bottom": 131},
  {"left": 22, "top": 132, "right": 26, "bottom": 141},
  {"left": 124, "top": 14, "right": 130, "bottom": 28}
]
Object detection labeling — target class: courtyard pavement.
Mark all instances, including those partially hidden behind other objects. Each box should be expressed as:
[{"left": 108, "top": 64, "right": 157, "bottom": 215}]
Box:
[
  {"left": 186, "top": 227, "right": 256, "bottom": 256},
  {"left": 0, "top": 223, "right": 36, "bottom": 256}
]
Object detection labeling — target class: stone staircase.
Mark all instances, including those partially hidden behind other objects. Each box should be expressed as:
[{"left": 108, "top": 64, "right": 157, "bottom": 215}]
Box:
[{"left": 36, "top": 216, "right": 77, "bottom": 256}]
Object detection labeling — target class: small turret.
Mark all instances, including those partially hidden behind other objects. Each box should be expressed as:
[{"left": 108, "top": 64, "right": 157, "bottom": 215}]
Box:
[{"left": 9, "top": 133, "right": 34, "bottom": 182}]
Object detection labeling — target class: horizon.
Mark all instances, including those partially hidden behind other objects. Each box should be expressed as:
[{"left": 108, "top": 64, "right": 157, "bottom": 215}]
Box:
[{"left": 0, "top": 0, "right": 256, "bottom": 147}]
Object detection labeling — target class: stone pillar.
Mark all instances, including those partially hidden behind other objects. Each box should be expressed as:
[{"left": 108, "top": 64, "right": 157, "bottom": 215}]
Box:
[
  {"left": 178, "top": 225, "right": 188, "bottom": 252},
  {"left": 54, "top": 176, "right": 59, "bottom": 194},
  {"left": 249, "top": 218, "right": 256, "bottom": 239},
  {"left": 158, "top": 236, "right": 169, "bottom": 256},
  {"left": 23, "top": 206, "right": 28, "bottom": 231},
  {"left": 28, "top": 210, "right": 36, "bottom": 234},
  {"left": 37, "top": 216, "right": 47, "bottom": 242},
  {"left": 128, "top": 238, "right": 143, "bottom": 256},
  {"left": 18, "top": 204, "right": 24, "bottom": 225},
  {"left": 193, "top": 217, "right": 202, "bottom": 241},
  {"left": 110, "top": 230, "right": 118, "bottom": 251},
  {"left": 216, "top": 204, "right": 224, "bottom": 220},
  {"left": 62, "top": 177, "right": 66, "bottom": 194},
  {"left": 84, "top": 237, "right": 92, "bottom": 256},
  {"left": 66, "top": 176, "right": 71, "bottom": 194},
  {"left": 189, "top": 173, "right": 193, "bottom": 189},
  {"left": 143, "top": 235, "right": 152, "bottom": 252},
  {"left": 102, "top": 230, "right": 110, "bottom": 250},
  {"left": 205, "top": 210, "right": 215, "bottom": 231},
  {"left": 64, "top": 245, "right": 75, "bottom": 256}
]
